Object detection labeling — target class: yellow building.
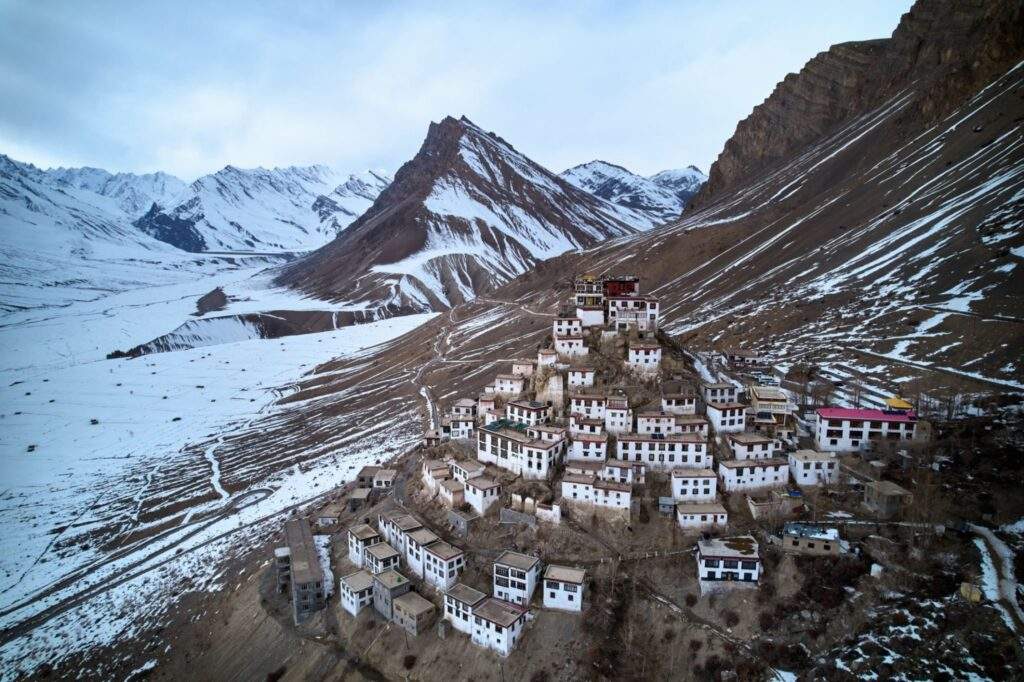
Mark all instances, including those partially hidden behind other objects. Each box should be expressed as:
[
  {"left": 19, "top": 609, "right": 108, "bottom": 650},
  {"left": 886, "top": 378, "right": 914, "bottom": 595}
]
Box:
[{"left": 885, "top": 396, "right": 914, "bottom": 411}]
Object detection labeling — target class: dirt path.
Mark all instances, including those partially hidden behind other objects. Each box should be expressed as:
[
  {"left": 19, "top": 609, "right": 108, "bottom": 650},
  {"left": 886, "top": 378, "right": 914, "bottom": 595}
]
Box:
[
  {"left": 969, "top": 523, "right": 1024, "bottom": 632},
  {"left": 476, "top": 296, "right": 556, "bottom": 318}
]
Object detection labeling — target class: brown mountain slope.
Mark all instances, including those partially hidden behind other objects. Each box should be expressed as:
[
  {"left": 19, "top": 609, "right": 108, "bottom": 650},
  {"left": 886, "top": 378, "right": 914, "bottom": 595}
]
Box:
[
  {"left": 700, "top": 0, "right": 1024, "bottom": 202},
  {"left": 275, "top": 116, "right": 651, "bottom": 312},
  {"left": 230, "top": 0, "right": 1023, "bottom": 503}
]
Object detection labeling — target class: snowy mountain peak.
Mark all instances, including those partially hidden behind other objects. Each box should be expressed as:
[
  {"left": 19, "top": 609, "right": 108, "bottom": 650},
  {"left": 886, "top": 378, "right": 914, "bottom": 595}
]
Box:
[
  {"left": 44, "top": 165, "right": 188, "bottom": 218},
  {"left": 561, "top": 160, "right": 704, "bottom": 223},
  {"left": 278, "top": 116, "right": 653, "bottom": 311},
  {"left": 647, "top": 166, "right": 707, "bottom": 208},
  {"left": 137, "top": 164, "right": 389, "bottom": 253}
]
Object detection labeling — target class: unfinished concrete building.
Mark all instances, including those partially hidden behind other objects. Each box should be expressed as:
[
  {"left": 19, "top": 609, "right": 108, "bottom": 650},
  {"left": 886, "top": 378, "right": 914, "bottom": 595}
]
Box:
[{"left": 275, "top": 518, "right": 326, "bottom": 624}]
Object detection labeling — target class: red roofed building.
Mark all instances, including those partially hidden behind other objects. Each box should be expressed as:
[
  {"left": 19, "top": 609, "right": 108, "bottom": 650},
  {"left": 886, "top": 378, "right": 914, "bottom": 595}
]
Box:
[{"left": 815, "top": 407, "right": 917, "bottom": 452}]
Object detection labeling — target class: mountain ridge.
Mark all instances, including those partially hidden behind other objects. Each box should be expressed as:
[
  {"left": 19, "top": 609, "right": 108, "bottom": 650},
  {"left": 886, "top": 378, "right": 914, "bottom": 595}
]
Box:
[
  {"left": 276, "top": 115, "right": 653, "bottom": 311},
  {"left": 133, "top": 164, "right": 390, "bottom": 252},
  {"left": 699, "top": 0, "right": 1024, "bottom": 202},
  {"left": 559, "top": 160, "right": 705, "bottom": 223}
]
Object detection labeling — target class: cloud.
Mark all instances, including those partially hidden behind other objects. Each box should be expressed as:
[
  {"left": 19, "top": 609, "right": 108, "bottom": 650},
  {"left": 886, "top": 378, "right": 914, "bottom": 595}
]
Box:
[{"left": 0, "top": 1, "right": 912, "bottom": 180}]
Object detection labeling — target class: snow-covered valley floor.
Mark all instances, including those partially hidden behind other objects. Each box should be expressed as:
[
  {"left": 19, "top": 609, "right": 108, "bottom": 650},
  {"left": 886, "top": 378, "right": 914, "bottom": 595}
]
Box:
[{"left": 0, "top": 264, "right": 436, "bottom": 678}]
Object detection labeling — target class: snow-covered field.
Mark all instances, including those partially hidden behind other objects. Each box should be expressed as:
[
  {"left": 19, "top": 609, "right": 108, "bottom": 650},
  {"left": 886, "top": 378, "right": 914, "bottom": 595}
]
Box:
[{"left": 0, "top": 262, "right": 435, "bottom": 678}]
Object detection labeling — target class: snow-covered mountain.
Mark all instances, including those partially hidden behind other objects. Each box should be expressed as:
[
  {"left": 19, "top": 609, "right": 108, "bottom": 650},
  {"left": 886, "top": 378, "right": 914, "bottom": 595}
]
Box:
[
  {"left": 0, "top": 154, "right": 290, "bottom": 312},
  {"left": 134, "top": 165, "right": 390, "bottom": 253},
  {"left": 560, "top": 160, "right": 705, "bottom": 223},
  {"left": 312, "top": 170, "right": 392, "bottom": 235},
  {"left": 0, "top": 154, "right": 179, "bottom": 264},
  {"left": 45, "top": 166, "right": 187, "bottom": 218},
  {"left": 278, "top": 116, "right": 653, "bottom": 311},
  {"left": 648, "top": 165, "right": 706, "bottom": 206}
]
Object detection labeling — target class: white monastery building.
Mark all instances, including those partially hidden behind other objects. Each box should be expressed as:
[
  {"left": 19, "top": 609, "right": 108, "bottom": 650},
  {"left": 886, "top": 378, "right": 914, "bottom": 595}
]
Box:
[
  {"left": 626, "top": 342, "right": 661, "bottom": 374},
  {"left": 493, "top": 551, "right": 542, "bottom": 606},
  {"left": 718, "top": 458, "right": 790, "bottom": 492},
  {"left": 788, "top": 449, "right": 841, "bottom": 486},
  {"left": 464, "top": 477, "right": 501, "bottom": 516},
  {"left": 697, "top": 536, "right": 761, "bottom": 592},
  {"left": 543, "top": 565, "right": 586, "bottom": 612},
  {"left": 671, "top": 468, "right": 718, "bottom": 502},
  {"left": 727, "top": 432, "right": 778, "bottom": 460},
  {"left": 676, "top": 502, "right": 729, "bottom": 530},
  {"left": 815, "top": 407, "right": 918, "bottom": 452},
  {"left": 706, "top": 402, "right": 747, "bottom": 434},
  {"left": 615, "top": 432, "right": 708, "bottom": 471}
]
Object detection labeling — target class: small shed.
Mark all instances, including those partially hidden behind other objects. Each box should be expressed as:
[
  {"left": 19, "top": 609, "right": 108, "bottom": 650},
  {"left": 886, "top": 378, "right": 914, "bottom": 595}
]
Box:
[
  {"left": 348, "top": 488, "right": 371, "bottom": 512},
  {"left": 448, "top": 509, "right": 480, "bottom": 537},
  {"left": 658, "top": 497, "right": 675, "bottom": 516}
]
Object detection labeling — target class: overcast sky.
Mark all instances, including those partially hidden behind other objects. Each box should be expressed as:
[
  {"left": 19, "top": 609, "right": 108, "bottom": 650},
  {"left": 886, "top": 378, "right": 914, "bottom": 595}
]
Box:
[{"left": 0, "top": 1, "right": 911, "bottom": 181}]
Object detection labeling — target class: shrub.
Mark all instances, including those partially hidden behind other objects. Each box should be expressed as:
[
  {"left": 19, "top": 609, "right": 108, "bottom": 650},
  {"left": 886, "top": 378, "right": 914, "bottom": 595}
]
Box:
[
  {"left": 403, "top": 655, "right": 417, "bottom": 670},
  {"left": 685, "top": 593, "right": 698, "bottom": 607},
  {"left": 266, "top": 667, "right": 286, "bottom": 682},
  {"left": 758, "top": 610, "right": 778, "bottom": 631},
  {"left": 723, "top": 610, "right": 740, "bottom": 628}
]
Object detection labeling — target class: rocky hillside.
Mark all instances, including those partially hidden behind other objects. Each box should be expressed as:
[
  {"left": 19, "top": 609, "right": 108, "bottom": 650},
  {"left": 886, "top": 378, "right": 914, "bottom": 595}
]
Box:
[
  {"left": 560, "top": 160, "right": 705, "bottom": 223},
  {"left": 276, "top": 116, "right": 651, "bottom": 312},
  {"left": 498, "top": 0, "right": 1024, "bottom": 397},
  {"left": 134, "top": 165, "right": 390, "bottom": 253},
  {"left": 700, "top": 0, "right": 1024, "bottom": 201}
]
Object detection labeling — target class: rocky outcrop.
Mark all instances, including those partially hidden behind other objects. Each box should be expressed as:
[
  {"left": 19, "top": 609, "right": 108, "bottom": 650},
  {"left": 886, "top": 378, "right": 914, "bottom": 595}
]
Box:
[{"left": 699, "top": 0, "right": 1024, "bottom": 202}]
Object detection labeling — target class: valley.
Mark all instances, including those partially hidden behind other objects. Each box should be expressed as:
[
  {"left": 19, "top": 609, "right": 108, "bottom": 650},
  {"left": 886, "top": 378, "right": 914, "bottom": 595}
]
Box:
[{"left": 0, "top": 0, "right": 1021, "bottom": 679}]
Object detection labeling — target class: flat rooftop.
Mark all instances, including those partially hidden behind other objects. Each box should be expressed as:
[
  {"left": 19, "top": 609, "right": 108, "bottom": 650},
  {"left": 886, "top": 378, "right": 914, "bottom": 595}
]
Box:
[
  {"left": 719, "top": 457, "right": 788, "bottom": 469},
  {"left": 425, "top": 540, "right": 463, "bottom": 561},
  {"left": 790, "top": 449, "right": 835, "bottom": 462},
  {"left": 671, "top": 468, "right": 716, "bottom": 478},
  {"left": 454, "top": 459, "right": 486, "bottom": 472},
  {"left": 545, "top": 565, "right": 586, "bottom": 584},
  {"left": 619, "top": 432, "right": 705, "bottom": 443},
  {"left": 750, "top": 386, "right": 787, "bottom": 400},
  {"left": 349, "top": 523, "right": 380, "bottom": 541},
  {"left": 467, "top": 476, "right": 500, "bottom": 491},
  {"left": 495, "top": 550, "right": 540, "bottom": 571},
  {"left": 366, "top": 543, "right": 400, "bottom": 560},
  {"left": 728, "top": 432, "right": 774, "bottom": 444},
  {"left": 340, "top": 569, "right": 373, "bottom": 592},
  {"left": 407, "top": 528, "right": 440, "bottom": 547},
  {"left": 283, "top": 518, "right": 322, "bottom": 585},
  {"left": 374, "top": 568, "right": 408, "bottom": 590},
  {"left": 441, "top": 479, "right": 465, "bottom": 493},
  {"left": 817, "top": 407, "right": 916, "bottom": 423},
  {"left": 784, "top": 523, "right": 840, "bottom": 541},
  {"left": 698, "top": 535, "right": 759, "bottom": 558},
  {"left": 595, "top": 480, "right": 631, "bottom": 493},
  {"left": 508, "top": 399, "right": 548, "bottom": 409},
  {"left": 676, "top": 501, "right": 728, "bottom": 515},
  {"left": 867, "top": 480, "right": 913, "bottom": 496},
  {"left": 394, "top": 591, "right": 435, "bottom": 616},
  {"left": 392, "top": 514, "right": 423, "bottom": 532},
  {"left": 446, "top": 583, "right": 486, "bottom": 606},
  {"left": 566, "top": 460, "right": 605, "bottom": 473},
  {"left": 474, "top": 597, "right": 527, "bottom": 628}
]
